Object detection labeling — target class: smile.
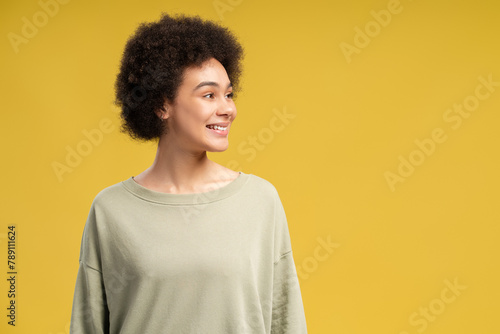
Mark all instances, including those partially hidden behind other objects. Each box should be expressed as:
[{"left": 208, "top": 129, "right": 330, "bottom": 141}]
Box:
[
  {"left": 206, "top": 125, "right": 227, "bottom": 130},
  {"left": 206, "top": 124, "right": 229, "bottom": 136}
]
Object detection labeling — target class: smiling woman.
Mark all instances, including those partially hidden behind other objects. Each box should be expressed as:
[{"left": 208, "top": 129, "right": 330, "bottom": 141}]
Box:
[
  {"left": 69, "top": 12, "right": 307, "bottom": 334},
  {"left": 157, "top": 57, "right": 236, "bottom": 158}
]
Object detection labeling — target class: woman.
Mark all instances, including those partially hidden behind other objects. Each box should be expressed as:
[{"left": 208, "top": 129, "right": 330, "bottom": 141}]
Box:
[{"left": 70, "top": 13, "right": 307, "bottom": 334}]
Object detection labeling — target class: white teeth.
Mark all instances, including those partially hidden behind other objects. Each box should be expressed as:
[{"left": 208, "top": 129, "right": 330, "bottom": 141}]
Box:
[{"left": 207, "top": 125, "right": 227, "bottom": 131}]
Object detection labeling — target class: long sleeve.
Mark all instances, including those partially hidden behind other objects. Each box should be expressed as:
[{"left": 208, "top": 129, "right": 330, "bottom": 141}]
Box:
[
  {"left": 70, "top": 202, "right": 110, "bottom": 334},
  {"left": 70, "top": 262, "right": 109, "bottom": 333},
  {"left": 271, "top": 192, "right": 308, "bottom": 333},
  {"left": 68, "top": 172, "right": 306, "bottom": 333}
]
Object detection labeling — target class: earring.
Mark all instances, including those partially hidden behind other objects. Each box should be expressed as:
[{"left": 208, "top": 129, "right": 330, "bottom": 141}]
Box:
[
  {"left": 159, "top": 111, "right": 167, "bottom": 121},
  {"left": 161, "top": 107, "right": 168, "bottom": 120}
]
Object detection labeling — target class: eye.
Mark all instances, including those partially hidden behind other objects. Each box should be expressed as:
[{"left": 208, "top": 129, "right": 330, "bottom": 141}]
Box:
[
  {"left": 225, "top": 92, "right": 234, "bottom": 99},
  {"left": 203, "top": 93, "right": 214, "bottom": 99}
]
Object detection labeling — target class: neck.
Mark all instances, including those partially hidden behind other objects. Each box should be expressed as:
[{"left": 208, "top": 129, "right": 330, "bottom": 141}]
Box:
[{"left": 141, "top": 134, "right": 220, "bottom": 193}]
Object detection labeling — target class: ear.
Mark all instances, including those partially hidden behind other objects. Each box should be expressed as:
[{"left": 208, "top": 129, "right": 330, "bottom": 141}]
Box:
[{"left": 156, "top": 100, "right": 173, "bottom": 120}]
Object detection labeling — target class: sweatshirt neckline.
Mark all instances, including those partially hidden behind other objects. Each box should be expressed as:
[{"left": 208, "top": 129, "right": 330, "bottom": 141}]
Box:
[{"left": 121, "top": 171, "right": 249, "bottom": 205}]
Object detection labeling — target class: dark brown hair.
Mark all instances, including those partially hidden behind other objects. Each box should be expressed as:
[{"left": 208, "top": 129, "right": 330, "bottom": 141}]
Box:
[{"left": 114, "top": 13, "right": 244, "bottom": 141}]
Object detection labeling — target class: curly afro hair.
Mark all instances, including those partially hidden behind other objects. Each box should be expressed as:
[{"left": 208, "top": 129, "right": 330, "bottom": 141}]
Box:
[{"left": 114, "top": 13, "right": 244, "bottom": 141}]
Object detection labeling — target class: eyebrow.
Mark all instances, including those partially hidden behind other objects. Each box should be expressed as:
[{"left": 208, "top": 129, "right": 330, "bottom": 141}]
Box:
[{"left": 193, "top": 81, "right": 232, "bottom": 91}]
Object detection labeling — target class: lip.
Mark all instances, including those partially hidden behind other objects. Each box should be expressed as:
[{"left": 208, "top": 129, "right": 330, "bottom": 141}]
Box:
[
  {"left": 206, "top": 123, "right": 230, "bottom": 136},
  {"left": 206, "top": 122, "right": 230, "bottom": 127}
]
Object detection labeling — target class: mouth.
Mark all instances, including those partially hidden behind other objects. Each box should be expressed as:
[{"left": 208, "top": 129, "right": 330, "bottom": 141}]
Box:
[{"left": 206, "top": 123, "right": 229, "bottom": 136}]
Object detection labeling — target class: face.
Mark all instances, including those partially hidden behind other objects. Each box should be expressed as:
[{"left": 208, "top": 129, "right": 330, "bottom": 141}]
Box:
[{"left": 160, "top": 58, "right": 237, "bottom": 153}]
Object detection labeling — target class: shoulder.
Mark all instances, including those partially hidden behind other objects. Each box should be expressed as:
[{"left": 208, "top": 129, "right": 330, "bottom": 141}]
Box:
[
  {"left": 244, "top": 173, "right": 280, "bottom": 199},
  {"left": 90, "top": 179, "right": 130, "bottom": 209}
]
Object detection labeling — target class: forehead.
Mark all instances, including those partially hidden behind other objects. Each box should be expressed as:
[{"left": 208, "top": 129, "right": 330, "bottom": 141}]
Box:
[{"left": 181, "top": 58, "right": 230, "bottom": 87}]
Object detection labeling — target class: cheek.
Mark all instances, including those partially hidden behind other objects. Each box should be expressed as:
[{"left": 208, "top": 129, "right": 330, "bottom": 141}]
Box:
[{"left": 176, "top": 104, "right": 210, "bottom": 132}]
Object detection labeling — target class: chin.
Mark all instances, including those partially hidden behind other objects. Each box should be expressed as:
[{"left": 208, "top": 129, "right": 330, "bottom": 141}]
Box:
[{"left": 207, "top": 144, "right": 229, "bottom": 153}]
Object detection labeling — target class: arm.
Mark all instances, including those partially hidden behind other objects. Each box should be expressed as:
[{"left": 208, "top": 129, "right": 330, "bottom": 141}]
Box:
[
  {"left": 271, "top": 192, "right": 308, "bottom": 334},
  {"left": 70, "top": 262, "right": 110, "bottom": 334},
  {"left": 70, "top": 203, "right": 110, "bottom": 334}
]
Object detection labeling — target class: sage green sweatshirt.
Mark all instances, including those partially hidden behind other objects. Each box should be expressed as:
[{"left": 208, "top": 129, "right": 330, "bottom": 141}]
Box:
[{"left": 70, "top": 171, "right": 307, "bottom": 333}]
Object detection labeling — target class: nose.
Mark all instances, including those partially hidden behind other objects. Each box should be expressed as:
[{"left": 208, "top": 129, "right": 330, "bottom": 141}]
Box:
[{"left": 216, "top": 96, "right": 236, "bottom": 120}]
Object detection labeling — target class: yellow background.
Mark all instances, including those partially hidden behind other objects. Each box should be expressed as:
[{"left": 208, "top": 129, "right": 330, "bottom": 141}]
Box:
[{"left": 1, "top": 0, "right": 499, "bottom": 333}]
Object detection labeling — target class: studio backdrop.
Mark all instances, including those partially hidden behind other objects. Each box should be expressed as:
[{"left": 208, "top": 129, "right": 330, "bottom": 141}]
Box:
[{"left": 1, "top": 0, "right": 499, "bottom": 333}]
